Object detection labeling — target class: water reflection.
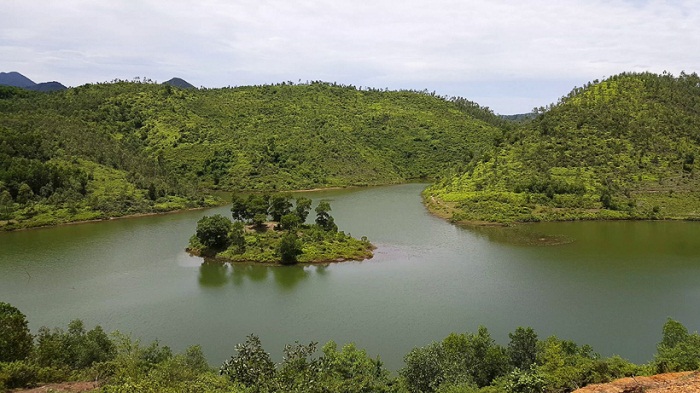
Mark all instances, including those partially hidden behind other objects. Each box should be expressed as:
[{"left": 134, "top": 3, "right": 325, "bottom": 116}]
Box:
[
  {"left": 198, "top": 262, "right": 229, "bottom": 287},
  {"left": 464, "top": 224, "right": 573, "bottom": 247},
  {"left": 231, "top": 264, "right": 269, "bottom": 285},
  {"left": 199, "top": 263, "right": 330, "bottom": 289}
]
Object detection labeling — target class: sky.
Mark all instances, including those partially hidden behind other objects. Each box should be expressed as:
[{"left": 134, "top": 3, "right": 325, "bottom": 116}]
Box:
[{"left": 2, "top": 0, "right": 699, "bottom": 114}]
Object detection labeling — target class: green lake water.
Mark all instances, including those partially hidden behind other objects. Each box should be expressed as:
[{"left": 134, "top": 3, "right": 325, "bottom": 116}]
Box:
[{"left": 1, "top": 183, "right": 699, "bottom": 370}]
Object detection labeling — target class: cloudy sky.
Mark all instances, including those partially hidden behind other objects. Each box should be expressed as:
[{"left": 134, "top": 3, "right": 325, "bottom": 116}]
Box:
[{"left": 2, "top": 0, "right": 699, "bottom": 114}]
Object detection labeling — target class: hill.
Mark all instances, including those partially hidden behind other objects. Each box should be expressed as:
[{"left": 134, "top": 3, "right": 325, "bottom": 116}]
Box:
[
  {"left": 0, "top": 71, "right": 36, "bottom": 88},
  {"left": 26, "top": 81, "right": 67, "bottom": 92},
  {"left": 163, "top": 77, "right": 196, "bottom": 89},
  {"left": 0, "top": 80, "right": 503, "bottom": 230},
  {"left": 426, "top": 72, "right": 700, "bottom": 223}
]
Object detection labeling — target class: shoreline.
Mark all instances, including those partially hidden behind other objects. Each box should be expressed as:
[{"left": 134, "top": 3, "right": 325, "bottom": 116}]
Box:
[
  {"left": 0, "top": 204, "right": 222, "bottom": 234},
  {"left": 188, "top": 244, "right": 376, "bottom": 266},
  {"left": 422, "top": 193, "right": 700, "bottom": 228}
]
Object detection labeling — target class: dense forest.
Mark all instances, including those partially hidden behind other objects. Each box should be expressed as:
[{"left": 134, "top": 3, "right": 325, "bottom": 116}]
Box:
[
  {"left": 0, "top": 80, "right": 502, "bottom": 230},
  {"left": 2, "top": 302, "right": 700, "bottom": 392},
  {"left": 427, "top": 72, "right": 700, "bottom": 223}
]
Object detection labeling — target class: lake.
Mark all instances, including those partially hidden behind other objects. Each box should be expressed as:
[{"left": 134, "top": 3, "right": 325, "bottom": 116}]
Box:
[{"left": 1, "top": 183, "right": 699, "bottom": 370}]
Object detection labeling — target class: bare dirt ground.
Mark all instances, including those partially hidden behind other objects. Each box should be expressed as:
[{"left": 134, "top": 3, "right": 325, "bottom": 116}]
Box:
[{"left": 575, "top": 372, "right": 700, "bottom": 393}]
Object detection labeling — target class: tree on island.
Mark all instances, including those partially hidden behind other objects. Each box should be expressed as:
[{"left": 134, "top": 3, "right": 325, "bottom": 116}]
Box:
[
  {"left": 195, "top": 214, "right": 233, "bottom": 250},
  {"left": 295, "top": 196, "right": 312, "bottom": 222},
  {"left": 269, "top": 193, "right": 293, "bottom": 221},
  {"left": 315, "top": 201, "right": 337, "bottom": 232},
  {"left": 278, "top": 231, "right": 303, "bottom": 265}
]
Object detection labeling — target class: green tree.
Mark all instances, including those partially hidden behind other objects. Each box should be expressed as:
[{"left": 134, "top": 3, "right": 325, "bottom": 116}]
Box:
[
  {"left": 229, "top": 221, "right": 246, "bottom": 253},
  {"left": 0, "top": 190, "right": 13, "bottom": 219},
  {"left": 269, "top": 193, "right": 292, "bottom": 221},
  {"left": 508, "top": 327, "right": 539, "bottom": 370},
  {"left": 279, "top": 213, "right": 301, "bottom": 231},
  {"left": 230, "top": 194, "right": 248, "bottom": 222},
  {"left": 220, "top": 334, "right": 275, "bottom": 389},
  {"left": 251, "top": 213, "right": 268, "bottom": 232},
  {"left": 16, "top": 183, "right": 34, "bottom": 205},
  {"left": 246, "top": 195, "right": 269, "bottom": 221},
  {"left": 295, "top": 197, "right": 312, "bottom": 222},
  {"left": 315, "top": 201, "right": 337, "bottom": 231},
  {"left": 278, "top": 232, "right": 303, "bottom": 265},
  {"left": 654, "top": 318, "right": 700, "bottom": 373},
  {"left": 195, "top": 214, "right": 233, "bottom": 250},
  {"left": 0, "top": 302, "right": 33, "bottom": 362}
]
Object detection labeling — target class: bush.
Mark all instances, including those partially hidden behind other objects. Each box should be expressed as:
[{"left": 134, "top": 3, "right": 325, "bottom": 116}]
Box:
[
  {"left": 0, "top": 360, "right": 39, "bottom": 389},
  {"left": 0, "top": 302, "right": 33, "bottom": 362}
]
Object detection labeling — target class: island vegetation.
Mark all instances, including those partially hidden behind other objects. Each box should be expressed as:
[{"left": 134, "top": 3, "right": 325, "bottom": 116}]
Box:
[
  {"left": 3, "top": 301, "right": 700, "bottom": 392},
  {"left": 187, "top": 193, "right": 373, "bottom": 265}
]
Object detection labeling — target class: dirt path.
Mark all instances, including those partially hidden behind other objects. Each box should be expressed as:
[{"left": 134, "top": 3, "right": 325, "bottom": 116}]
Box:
[{"left": 574, "top": 372, "right": 700, "bottom": 393}]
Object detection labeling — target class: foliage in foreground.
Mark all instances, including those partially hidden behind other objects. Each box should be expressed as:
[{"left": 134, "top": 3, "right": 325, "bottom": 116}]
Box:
[{"left": 4, "top": 301, "right": 700, "bottom": 392}]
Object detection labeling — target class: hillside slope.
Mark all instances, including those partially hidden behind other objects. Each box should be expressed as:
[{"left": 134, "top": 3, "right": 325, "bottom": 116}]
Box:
[
  {"left": 0, "top": 81, "right": 503, "bottom": 229},
  {"left": 426, "top": 72, "right": 700, "bottom": 223}
]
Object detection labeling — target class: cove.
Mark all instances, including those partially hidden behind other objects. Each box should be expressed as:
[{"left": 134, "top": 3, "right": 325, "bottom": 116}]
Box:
[{"left": 1, "top": 183, "right": 699, "bottom": 371}]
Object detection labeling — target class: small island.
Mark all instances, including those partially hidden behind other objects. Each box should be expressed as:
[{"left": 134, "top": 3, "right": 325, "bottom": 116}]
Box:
[{"left": 187, "top": 193, "right": 374, "bottom": 265}]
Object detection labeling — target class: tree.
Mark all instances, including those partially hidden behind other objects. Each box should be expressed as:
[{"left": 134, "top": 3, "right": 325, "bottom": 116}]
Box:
[
  {"left": 230, "top": 194, "right": 248, "bottom": 222},
  {"left": 195, "top": 214, "right": 233, "bottom": 250},
  {"left": 0, "top": 302, "right": 33, "bottom": 362},
  {"left": 295, "top": 197, "right": 312, "bottom": 222},
  {"left": 246, "top": 194, "right": 269, "bottom": 221},
  {"left": 229, "top": 221, "right": 246, "bottom": 253},
  {"left": 508, "top": 327, "right": 539, "bottom": 370},
  {"left": 269, "top": 194, "right": 293, "bottom": 221},
  {"left": 220, "top": 334, "right": 275, "bottom": 388},
  {"left": 315, "top": 201, "right": 337, "bottom": 231},
  {"left": 279, "top": 213, "right": 301, "bottom": 231},
  {"left": 16, "top": 183, "right": 34, "bottom": 204},
  {"left": 0, "top": 190, "right": 13, "bottom": 219},
  {"left": 278, "top": 232, "right": 303, "bottom": 265}
]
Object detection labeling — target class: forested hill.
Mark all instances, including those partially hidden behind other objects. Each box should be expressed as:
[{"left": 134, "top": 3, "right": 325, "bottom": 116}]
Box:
[
  {"left": 426, "top": 72, "right": 700, "bottom": 223},
  {"left": 0, "top": 80, "right": 503, "bottom": 229}
]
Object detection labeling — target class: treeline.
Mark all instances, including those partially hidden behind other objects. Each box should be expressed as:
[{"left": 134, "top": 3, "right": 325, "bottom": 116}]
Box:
[
  {"left": 2, "top": 302, "right": 699, "bottom": 392},
  {"left": 0, "top": 79, "right": 503, "bottom": 230},
  {"left": 427, "top": 72, "right": 700, "bottom": 223}
]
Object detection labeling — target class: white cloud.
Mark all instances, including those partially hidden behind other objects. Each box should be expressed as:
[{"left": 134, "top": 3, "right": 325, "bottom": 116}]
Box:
[{"left": 1, "top": 0, "right": 699, "bottom": 113}]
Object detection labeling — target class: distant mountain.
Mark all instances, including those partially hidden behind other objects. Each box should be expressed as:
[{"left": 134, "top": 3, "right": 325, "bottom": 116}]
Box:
[
  {"left": 0, "top": 71, "right": 36, "bottom": 88},
  {"left": 163, "top": 77, "right": 196, "bottom": 89},
  {"left": 499, "top": 113, "right": 536, "bottom": 122},
  {"left": 26, "top": 81, "right": 67, "bottom": 92}
]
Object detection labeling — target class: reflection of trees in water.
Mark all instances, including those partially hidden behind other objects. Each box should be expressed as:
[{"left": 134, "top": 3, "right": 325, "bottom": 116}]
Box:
[
  {"left": 465, "top": 225, "right": 572, "bottom": 247},
  {"left": 199, "top": 263, "right": 331, "bottom": 289},
  {"left": 198, "top": 262, "right": 229, "bottom": 287},
  {"left": 231, "top": 264, "right": 269, "bottom": 286},
  {"left": 271, "top": 265, "right": 309, "bottom": 290}
]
